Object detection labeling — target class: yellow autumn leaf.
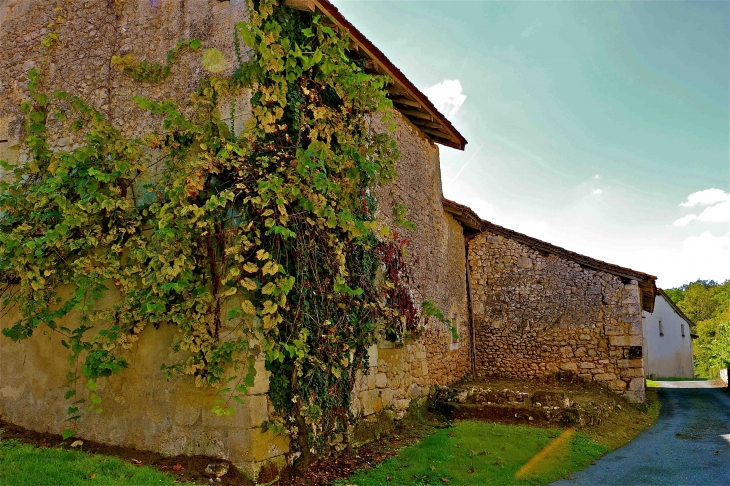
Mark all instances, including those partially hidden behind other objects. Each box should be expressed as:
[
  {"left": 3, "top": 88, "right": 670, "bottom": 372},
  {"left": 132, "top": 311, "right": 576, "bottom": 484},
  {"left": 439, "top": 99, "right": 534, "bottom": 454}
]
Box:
[
  {"left": 263, "top": 315, "right": 276, "bottom": 329},
  {"left": 262, "top": 301, "right": 278, "bottom": 315},
  {"left": 261, "top": 282, "right": 275, "bottom": 295},
  {"left": 241, "top": 278, "right": 257, "bottom": 291},
  {"left": 220, "top": 287, "right": 237, "bottom": 297},
  {"left": 243, "top": 262, "right": 258, "bottom": 273},
  {"left": 241, "top": 300, "right": 256, "bottom": 315},
  {"left": 262, "top": 261, "right": 278, "bottom": 276}
]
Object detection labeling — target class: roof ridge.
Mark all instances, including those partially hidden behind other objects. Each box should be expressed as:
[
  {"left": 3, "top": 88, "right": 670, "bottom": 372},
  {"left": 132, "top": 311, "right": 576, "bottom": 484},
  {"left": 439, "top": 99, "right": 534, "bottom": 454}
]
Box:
[
  {"left": 443, "top": 197, "right": 657, "bottom": 312},
  {"left": 657, "top": 289, "right": 695, "bottom": 326}
]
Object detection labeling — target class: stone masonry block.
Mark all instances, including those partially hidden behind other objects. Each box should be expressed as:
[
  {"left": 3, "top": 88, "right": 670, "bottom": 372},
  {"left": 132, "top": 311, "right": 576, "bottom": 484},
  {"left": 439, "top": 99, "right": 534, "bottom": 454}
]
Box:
[
  {"left": 608, "top": 379, "right": 627, "bottom": 391},
  {"left": 629, "top": 377, "right": 644, "bottom": 391},
  {"left": 617, "top": 359, "right": 643, "bottom": 369},
  {"left": 630, "top": 321, "right": 643, "bottom": 335},
  {"left": 609, "top": 336, "right": 631, "bottom": 347},
  {"left": 605, "top": 326, "right": 624, "bottom": 336},
  {"left": 621, "top": 368, "right": 644, "bottom": 378},
  {"left": 593, "top": 373, "right": 616, "bottom": 381}
]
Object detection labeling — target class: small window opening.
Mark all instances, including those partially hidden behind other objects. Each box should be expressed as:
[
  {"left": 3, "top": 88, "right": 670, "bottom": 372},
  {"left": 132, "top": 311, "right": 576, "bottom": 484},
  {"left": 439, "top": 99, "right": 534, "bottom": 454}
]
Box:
[
  {"left": 659, "top": 319, "right": 664, "bottom": 337},
  {"left": 449, "top": 312, "right": 459, "bottom": 351},
  {"left": 681, "top": 323, "right": 685, "bottom": 338}
]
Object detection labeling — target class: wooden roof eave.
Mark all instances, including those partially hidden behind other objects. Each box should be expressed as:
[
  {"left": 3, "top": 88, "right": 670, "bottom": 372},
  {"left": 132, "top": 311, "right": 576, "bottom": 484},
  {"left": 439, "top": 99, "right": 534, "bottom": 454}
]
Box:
[{"left": 284, "top": 0, "right": 467, "bottom": 151}]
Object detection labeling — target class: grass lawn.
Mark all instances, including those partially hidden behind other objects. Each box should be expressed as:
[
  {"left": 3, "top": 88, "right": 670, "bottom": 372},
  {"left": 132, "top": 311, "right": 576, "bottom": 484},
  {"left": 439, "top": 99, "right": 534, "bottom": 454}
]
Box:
[
  {"left": 337, "top": 421, "right": 609, "bottom": 486},
  {"left": 0, "top": 439, "right": 191, "bottom": 485},
  {"left": 340, "top": 388, "right": 661, "bottom": 486}
]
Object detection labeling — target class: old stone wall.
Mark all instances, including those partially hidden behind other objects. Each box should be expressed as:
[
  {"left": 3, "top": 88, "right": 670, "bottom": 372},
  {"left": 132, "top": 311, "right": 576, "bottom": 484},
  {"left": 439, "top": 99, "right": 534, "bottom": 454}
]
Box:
[
  {"left": 0, "top": 0, "right": 278, "bottom": 481},
  {"left": 468, "top": 231, "right": 646, "bottom": 402},
  {"left": 0, "top": 300, "right": 287, "bottom": 481},
  {"left": 0, "top": 0, "right": 473, "bottom": 478},
  {"left": 349, "top": 115, "right": 472, "bottom": 430}
]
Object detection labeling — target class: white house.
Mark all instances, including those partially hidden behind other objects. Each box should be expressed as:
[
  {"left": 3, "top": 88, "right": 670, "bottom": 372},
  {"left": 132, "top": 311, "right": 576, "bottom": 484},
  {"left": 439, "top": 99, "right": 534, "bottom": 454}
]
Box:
[{"left": 642, "top": 289, "right": 695, "bottom": 379}]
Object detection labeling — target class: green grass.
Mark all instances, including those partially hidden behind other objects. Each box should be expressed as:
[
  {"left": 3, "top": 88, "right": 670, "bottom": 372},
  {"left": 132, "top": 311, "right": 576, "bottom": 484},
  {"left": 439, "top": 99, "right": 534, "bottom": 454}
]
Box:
[
  {"left": 647, "top": 377, "right": 708, "bottom": 387},
  {"left": 0, "top": 439, "right": 187, "bottom": 485},
  {"left": 338, "top": 421, "right": 609, "bottom": 486},
  {"left": 654, "top": 377, "right": 708, "bottom": 381}
]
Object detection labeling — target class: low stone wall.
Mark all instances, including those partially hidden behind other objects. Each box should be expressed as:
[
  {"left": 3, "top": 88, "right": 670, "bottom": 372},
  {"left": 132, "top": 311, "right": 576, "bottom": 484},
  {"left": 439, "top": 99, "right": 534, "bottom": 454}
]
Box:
[
  {"left": 468, "top": 231, "right": 646, "bottom": 402},
  {"left": 0, "top": 306, "right": 287, "bottom": 482}
]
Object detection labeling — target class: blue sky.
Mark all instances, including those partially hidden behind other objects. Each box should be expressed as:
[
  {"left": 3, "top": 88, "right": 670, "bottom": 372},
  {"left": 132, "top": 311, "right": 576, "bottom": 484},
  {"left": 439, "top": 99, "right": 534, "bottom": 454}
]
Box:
[{"left": 334, "top": 0, "right": 729, "bottom": 287}]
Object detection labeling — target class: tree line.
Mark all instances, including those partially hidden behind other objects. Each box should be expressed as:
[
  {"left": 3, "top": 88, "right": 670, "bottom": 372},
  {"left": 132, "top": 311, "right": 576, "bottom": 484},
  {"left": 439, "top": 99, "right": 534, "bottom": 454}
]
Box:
[{"left": 665, "top": 280, "right": 729, "bottom": 378}]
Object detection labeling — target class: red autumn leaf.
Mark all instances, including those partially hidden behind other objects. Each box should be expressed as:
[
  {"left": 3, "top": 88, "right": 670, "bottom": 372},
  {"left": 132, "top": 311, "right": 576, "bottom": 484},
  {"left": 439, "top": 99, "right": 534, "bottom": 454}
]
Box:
[{"left": 172, "top": 463, "right": 183, "bottom": 471}]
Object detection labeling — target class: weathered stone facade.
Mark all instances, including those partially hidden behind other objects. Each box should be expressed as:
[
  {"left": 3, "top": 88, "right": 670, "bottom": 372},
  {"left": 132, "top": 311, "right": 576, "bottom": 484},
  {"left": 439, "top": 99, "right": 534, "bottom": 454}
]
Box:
[
  {"left": 467, "top": 230, "right": 647, "bottom": 403},
  {"left": 0, "top": 0, "right": 472, "bottom": 480},
  {"left": 349, "top": 115, "right": 471, "bottom": 438}
]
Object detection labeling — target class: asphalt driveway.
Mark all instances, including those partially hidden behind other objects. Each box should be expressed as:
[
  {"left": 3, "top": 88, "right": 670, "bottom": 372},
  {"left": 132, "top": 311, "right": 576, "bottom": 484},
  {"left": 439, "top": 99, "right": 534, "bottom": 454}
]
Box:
[{"left": 552, "top": 380, "right": 730, "bottom": 486}]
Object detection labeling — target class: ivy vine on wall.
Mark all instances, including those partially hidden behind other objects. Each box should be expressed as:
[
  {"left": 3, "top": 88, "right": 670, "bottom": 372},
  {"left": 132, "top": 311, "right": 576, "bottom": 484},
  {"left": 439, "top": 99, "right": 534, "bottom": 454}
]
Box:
[{"left": 0, "top": 0, "right": 450, "bottom": 467}]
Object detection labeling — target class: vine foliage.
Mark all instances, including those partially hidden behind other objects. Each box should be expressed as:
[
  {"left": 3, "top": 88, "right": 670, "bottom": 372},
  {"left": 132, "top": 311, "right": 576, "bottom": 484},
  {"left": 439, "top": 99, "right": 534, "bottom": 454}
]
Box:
[{"left": 0, "top": 0, "right": 448, "bottom": 465}]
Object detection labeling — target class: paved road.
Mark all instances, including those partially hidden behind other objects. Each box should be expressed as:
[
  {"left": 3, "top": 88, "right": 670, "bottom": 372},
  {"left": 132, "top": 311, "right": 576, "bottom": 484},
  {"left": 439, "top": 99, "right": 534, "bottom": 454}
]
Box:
[{"left": 552, "top": 381, "right": 730, "bottom": 486}]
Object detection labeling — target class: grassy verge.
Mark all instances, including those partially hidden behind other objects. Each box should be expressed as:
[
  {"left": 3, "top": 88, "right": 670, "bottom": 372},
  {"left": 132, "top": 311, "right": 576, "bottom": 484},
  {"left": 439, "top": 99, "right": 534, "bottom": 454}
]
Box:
[
  {"left": 340, "top": 389, "right": 661, "bottom": 486},
  {"left": 581, "top": 387, "right": 660, "bottom": 451},
  {"left": 337, "top": 421, "right": 608, "bottom": 485},
  {"left": 0, "top": 438, "right": 192, "bottom": 485}
]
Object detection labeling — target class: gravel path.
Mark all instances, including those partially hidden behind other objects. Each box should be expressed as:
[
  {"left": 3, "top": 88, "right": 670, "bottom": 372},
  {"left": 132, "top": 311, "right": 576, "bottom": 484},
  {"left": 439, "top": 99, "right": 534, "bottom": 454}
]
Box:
[{"left": 552, "top": 381, "right": 730, "bottom": 486}]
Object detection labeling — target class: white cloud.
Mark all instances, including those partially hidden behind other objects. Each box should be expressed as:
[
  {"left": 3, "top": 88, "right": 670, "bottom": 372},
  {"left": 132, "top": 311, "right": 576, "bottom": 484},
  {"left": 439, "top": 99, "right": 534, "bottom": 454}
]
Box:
[
  {"left": 422, "top": 79, "right": 466, "bottom": 119},
  {"left": 593, "top": 174, "right": 600, "bottom": 179},
  {"left": 679, "top": 188, "right": 730, "bottom": 207},
  {"left": 697, "top": 200, "right": 730, "bottom": 223},
  {"left": 676, "top": 230, "right": 730, "bottom": 281},
  {"left": 592, "top": 188, "right": 602, "bottom": 195},
  {"left": 673, "top": 189, "right": 730, "bottom": 227},
  {"left": 672, "top": 214, "right": 698, "bottom": 227}
]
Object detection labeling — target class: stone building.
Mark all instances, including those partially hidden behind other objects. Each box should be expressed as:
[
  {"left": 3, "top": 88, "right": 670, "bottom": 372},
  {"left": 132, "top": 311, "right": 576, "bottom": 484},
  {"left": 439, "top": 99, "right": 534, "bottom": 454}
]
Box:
[
  {"left": 642, "top": 290, "right": 695, "bottom": 379},
  {"left": 0, "top": 0, "right": 470, "bottom": 480},
  {"left": 0, "top": 0, "right": 655, "bottom": 482},
  {"left": 443, "top": 199, "right": 657, "bottom": 404}
]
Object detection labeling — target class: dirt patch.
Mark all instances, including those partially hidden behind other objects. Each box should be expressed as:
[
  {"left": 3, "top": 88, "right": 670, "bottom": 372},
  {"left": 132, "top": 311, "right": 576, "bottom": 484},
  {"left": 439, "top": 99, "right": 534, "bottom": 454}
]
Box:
[{"left": 0, "top": 417, "right": 252, "bottom": 485}]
